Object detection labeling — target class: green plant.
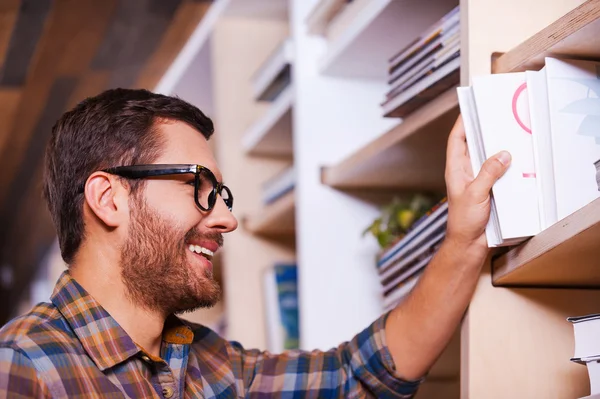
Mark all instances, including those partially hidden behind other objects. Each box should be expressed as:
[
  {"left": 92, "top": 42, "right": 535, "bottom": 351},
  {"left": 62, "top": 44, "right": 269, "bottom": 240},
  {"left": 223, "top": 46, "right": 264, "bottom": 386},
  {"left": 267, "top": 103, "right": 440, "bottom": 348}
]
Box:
[{"left": 363, "top": 194, "right": 438, "bottom": 249}]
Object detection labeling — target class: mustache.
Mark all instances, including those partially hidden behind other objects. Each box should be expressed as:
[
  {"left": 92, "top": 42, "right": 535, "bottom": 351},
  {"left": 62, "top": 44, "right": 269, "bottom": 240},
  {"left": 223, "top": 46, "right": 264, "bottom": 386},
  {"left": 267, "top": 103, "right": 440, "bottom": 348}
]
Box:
[{"left": 184, "top": 229, "right": 224, "bottom": 248}]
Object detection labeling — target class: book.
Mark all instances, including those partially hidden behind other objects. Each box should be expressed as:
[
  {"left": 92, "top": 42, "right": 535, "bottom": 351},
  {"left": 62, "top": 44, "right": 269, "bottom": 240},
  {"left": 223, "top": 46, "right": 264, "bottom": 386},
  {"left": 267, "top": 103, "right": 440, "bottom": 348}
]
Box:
[
  {"left": 545, "top": 57, "right": 600, "bottom": 221},
  {"left": 377, "top": 201, "right": 448, "bottom": 269},
  {"left": 387, "top": 5, "right": 459, "bottom": 69},
  {"left": 261, "top": 165, "right": 295, "bottom": 205},
  {"left": 383, "top": 56, "right": 459, "bottom": 118},
  {"left": 457, "top": 71, "right": 541, "bottom": 246},
  {"left": 526, "top": 68, "right": 557, "bottom": 230},
  {"left": 263, "top": 263, "right": 299, "bottom": 352},
  {"left": 385, "top": 43, "right": 460, "bottom": 101},
  {"left": 568, "top": 313, "right": 600, "bottom": 363},
  {"left": 387, "top": 21, "right": 459, "bottom": 85},
  {"left": 383, "top": 272, "right": 421, "bottom": 311}
]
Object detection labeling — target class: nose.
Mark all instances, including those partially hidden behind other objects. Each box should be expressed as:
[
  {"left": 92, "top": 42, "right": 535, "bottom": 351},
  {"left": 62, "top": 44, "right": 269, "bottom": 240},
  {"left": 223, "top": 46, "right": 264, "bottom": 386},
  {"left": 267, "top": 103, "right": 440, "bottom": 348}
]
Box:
[{"left": 204, "top": 195, "right": 238, "bottom": 232}]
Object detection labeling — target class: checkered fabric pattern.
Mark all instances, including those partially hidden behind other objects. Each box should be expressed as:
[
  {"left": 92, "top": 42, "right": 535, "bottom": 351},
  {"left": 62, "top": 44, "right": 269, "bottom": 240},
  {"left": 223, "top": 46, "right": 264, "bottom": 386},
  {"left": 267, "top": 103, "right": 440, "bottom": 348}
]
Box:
[{"left": 0, "top": 271, "right": 422, "bottom": 398}]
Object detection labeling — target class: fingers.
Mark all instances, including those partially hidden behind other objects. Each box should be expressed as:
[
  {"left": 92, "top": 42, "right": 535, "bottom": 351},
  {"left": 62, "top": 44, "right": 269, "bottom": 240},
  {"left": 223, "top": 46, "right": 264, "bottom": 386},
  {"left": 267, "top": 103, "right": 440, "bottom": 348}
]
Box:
[
  {"left": 446, "top": 115, "right": 466, "bottom": 172},
  {"left": 469, "top": 151, "right": 511, "bottom": 201}
]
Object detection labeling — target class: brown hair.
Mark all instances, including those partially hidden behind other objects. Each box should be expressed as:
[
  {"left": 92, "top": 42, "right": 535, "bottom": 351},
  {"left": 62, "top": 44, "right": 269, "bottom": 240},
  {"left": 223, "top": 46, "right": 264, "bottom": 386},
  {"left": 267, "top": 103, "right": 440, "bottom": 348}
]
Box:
[{"left": 43, "top": 88, "right": 214, "bottom": 264}]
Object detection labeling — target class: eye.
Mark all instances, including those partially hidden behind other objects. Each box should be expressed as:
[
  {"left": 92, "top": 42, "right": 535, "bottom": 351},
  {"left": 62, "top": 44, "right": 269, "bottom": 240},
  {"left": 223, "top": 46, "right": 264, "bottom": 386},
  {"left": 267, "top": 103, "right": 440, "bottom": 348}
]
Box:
[{"left": 185, "top": 179, "right": 195, "bottom": 186}]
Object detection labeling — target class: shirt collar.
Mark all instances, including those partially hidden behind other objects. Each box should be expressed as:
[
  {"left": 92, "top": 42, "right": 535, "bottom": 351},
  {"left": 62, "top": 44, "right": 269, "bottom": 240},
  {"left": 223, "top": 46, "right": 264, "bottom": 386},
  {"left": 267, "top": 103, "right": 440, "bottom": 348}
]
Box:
[
  {"left": 50, "top": 271, "right": 196, "bottom": 371},
  {"left": 50, "top": 270, "right": 142, "bottom": 371}
]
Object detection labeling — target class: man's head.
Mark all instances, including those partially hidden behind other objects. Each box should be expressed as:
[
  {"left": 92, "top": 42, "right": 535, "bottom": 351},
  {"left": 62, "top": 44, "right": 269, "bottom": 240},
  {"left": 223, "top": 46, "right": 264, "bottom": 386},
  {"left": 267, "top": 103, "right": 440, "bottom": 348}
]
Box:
[{"left": 43, "top": 88, "right": 238, "bottom": 315}]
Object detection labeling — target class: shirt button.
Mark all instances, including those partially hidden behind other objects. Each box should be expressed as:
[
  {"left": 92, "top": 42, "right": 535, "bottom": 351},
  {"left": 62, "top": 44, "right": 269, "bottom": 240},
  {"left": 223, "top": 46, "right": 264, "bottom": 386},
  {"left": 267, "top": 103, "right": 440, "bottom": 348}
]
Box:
[{"left": 162, "top": 386, "right": 174, "bottom": 398}]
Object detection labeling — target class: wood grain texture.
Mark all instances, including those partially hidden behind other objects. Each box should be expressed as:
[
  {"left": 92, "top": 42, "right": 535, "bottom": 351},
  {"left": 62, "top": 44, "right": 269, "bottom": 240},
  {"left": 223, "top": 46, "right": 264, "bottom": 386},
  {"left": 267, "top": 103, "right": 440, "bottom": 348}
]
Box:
[
  {"left": 321, "top": 88, "right": 458, "bottom": 191},
  {"left": 0, "top": 88, "right": 22, "bottom": 155},
  {"left": 0, "top": 0, "right": 52, "bottom": 86},
  {"left": 493, "top": 198, "right": 600, "bottom": 287},
  {"left": 492, "top": 0, "right": 600, "bottom": 73},
  {"left": 0, "top": 0, "right": 21, "bottom": 70},
  {"left": 66, "top": 71, "right": 111, "bottom": 110},
  {"left": 243, "top": 190, "right": 296, "bottom": 237},
  {"left": 135, "top": 0, "right": 211, "bottom": 89},
  {"left": 0, "top": 0, "right": 115, "bottom": 208}
]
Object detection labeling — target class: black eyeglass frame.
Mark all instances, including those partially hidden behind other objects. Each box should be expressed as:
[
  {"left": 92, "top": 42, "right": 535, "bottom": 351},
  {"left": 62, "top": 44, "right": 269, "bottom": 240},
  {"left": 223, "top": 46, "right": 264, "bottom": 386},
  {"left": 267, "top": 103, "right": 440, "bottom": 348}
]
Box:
[{"left": 100, "top": 164, "right": 233, "bottom": 212}]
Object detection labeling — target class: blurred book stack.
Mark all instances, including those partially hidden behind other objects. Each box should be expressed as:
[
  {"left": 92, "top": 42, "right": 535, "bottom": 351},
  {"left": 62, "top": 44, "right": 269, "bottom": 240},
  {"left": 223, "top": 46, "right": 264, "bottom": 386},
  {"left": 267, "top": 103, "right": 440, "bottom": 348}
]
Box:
[
  {"left": 382, "top": 5, "right": 460, "bottom": 118},
  {"left": 458, "top": 57, "right": 600, "bottom": 246},
  {"left": 263, "top": 263, "right": 300, "bottom": 353},
  {"left": 377, "top": 198, "right": 448, "bottom": 311},
  {"left": 568, "top": 314, "right": 600, "bottom": 399},
  {"left": 261, "top": 165, "right": 295, "bottom": 205}
]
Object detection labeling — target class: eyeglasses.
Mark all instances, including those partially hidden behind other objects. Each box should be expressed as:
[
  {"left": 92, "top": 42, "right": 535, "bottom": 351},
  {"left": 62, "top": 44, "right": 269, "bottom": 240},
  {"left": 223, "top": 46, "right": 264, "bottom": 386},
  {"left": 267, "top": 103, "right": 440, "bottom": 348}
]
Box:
[{"left": 101, "top": 164, "right": 233, "bottom": 212}]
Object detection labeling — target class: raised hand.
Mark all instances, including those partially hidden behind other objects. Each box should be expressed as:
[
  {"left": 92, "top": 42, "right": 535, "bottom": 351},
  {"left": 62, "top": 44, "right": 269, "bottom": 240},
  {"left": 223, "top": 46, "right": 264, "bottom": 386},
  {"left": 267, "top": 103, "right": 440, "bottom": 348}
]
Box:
[{"left": 444, "top": 115, "right": 511, "bottom": 250}]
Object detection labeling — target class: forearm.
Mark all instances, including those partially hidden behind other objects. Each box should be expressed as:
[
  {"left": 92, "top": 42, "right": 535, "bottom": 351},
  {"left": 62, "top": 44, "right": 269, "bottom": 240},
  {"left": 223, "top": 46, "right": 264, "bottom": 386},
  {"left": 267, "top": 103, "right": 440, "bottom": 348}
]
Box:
[{"left": 384, "top": 238, "right": 488, "bottom": 380}]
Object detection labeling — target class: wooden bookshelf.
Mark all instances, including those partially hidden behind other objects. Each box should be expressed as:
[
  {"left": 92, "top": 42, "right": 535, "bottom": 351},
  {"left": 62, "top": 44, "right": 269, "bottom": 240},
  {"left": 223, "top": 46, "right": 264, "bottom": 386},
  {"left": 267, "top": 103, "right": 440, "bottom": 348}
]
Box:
[
  {"left": 492, "top": 198, "right": 600, "bottom": 287},
  {"left": 484, "top": 0, "right": 600, "bottom": 288},
  {"left": 242, "top": 86, "right": 293, "bottom": 157},
  {"left": 321, "top": 88, "right": 458, "bottom": 191},
  {"left": 319, "top": 0, "right": 458, "bottom": 79},
  {"left": 492, "top": 0, "right": 600, "bottom": 73},
  {"left": 243, "top": 190, "right": 296, "bottom": 236}
]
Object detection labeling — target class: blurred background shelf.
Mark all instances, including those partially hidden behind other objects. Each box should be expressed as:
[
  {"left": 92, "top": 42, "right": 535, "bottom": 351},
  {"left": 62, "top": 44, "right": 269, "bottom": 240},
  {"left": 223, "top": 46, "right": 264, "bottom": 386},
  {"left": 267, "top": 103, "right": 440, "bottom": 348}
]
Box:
[
  {"left": 320, "top": 88, "right": 458, "bottom": 191},
  {"left": 305, "top": 0, "right": 347, "bottom": 36},
  {"left": 242, "top": 86, "right": 294, "bottom": 157},
  {"left": 318, "top": 0, "right": 458, "bottom": 79},
  {"left": 492, "top": 0, "right": 600, "bottom": 73},
  {"left": 492, "top": 198, "right": 600, "bottom": 288},
  {"left": 243, "top": 190, "right": 296, "bottom": 237}
]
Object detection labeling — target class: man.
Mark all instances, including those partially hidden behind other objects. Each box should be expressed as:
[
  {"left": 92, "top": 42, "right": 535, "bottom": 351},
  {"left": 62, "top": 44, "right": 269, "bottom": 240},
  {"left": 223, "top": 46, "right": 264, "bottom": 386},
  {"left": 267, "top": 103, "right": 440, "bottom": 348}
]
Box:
[{"left": 0, "top": 89, "right": 510, "bottom": 398}]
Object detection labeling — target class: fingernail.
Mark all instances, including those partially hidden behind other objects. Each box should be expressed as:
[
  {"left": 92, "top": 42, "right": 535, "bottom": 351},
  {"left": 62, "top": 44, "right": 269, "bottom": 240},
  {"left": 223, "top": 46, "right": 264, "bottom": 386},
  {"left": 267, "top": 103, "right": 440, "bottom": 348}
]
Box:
[{"left": 497, "top": 151, "right": 511, "bottom": 166}]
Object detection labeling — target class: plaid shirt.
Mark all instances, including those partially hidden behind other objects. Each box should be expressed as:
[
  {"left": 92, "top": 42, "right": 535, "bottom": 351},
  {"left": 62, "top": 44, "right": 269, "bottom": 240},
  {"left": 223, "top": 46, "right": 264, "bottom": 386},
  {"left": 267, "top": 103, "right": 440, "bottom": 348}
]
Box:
[{"left": 0, "top": 271, "right": 421, "bottom": 398}]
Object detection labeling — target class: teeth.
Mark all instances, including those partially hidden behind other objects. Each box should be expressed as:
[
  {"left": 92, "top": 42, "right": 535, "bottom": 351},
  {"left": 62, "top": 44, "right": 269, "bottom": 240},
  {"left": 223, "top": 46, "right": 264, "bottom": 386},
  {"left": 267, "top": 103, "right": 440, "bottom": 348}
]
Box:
[{"left": 188, "top": 244, "right": 214, "bottom": 257}]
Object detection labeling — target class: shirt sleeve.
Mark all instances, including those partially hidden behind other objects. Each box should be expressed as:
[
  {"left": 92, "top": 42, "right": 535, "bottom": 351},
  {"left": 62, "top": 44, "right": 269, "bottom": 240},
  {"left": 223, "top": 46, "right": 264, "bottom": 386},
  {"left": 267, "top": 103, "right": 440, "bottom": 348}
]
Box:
[
  {"left": 228, "top": 311, "right": 423, "bottom": 398},
  {"left": 0, "top": 347, "right": 51, "bottom": 398}
]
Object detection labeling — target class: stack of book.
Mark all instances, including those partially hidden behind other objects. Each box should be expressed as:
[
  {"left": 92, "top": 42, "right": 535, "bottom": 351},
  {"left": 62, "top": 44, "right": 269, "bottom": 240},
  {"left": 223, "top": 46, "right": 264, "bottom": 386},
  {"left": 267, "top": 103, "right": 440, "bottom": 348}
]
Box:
[
  {"left": 458, "top": 57, "right": 600, "bottom": 246},
  {"left": 568, "top": 313, "right": 600, "bottom": 399},
  {"left": 252, "top": 37, "right": 294, "bottom": 102},
  {"left": 261, "top": 165, "right": 295, "bottom": 205},
  {"left": 377, "top": 198, "right": 448, "bottom": 311},
  {"left": 263, "top": 263, "right": 299, "bottom": 353},
  {"left": 382, "top": 5, "right": 460, "bottom": 118}
]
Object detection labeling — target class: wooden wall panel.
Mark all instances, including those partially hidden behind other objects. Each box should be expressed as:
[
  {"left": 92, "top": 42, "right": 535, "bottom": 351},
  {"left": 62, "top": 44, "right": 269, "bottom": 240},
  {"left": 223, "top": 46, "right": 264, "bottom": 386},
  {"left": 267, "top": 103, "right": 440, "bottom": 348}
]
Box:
[
  {"left": 0, "top": 0, "right": 51, "bottom": 86},
  {"left": 0, "top": 0, "right": 21, "bottom": 70},
  {"left": 135, "top": 1, "right": 211, "bottom": 89}
]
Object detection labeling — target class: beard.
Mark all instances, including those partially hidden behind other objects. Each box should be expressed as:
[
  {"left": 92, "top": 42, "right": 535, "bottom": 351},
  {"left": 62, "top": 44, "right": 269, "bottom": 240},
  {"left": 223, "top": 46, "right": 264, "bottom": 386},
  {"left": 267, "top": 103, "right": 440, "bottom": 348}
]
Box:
[{"left": 119, "top": 196, "right": 222, "bottom": 316}]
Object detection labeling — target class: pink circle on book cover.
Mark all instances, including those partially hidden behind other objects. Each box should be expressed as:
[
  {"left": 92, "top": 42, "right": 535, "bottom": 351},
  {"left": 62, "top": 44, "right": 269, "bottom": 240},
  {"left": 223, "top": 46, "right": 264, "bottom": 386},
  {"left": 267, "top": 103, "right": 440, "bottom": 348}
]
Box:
[{"left": 512, "top": 82, "right": 532, "bottom": 134}]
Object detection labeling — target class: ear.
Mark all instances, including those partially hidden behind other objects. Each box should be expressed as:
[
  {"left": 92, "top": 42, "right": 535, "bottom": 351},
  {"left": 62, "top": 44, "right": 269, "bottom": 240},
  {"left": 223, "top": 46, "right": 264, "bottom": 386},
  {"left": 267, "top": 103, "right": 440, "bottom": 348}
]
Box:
[{"left": 84, "top": 172, "right": 129, "bottom": 228}]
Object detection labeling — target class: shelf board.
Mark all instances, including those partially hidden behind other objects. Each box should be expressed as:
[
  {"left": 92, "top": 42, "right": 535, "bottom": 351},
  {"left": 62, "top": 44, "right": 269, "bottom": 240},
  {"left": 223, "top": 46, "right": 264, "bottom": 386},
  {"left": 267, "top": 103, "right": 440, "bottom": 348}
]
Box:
[
  {"left": 319, "top": 0, "right": 458, "bottom": 79},
  {"left": 321, "top": 88, "right": 459, "bottom": 191},
  {"left": 244, "top": 190, "right": 295, "bottom": 236},
  {"left": 492, "top": 198, "right": 600, "bottom": 287},
  {"left": 242, "top": 86, "right": 293, "bottom": 157},
  {"left": 492, "top": 0, "right": 600, "bottom": 73},
  {"left": 252, "top": 38, "right": 293, "bottom": 101},
  {"left": 305, "top": 0, "right": 347, "bottom": 36}
]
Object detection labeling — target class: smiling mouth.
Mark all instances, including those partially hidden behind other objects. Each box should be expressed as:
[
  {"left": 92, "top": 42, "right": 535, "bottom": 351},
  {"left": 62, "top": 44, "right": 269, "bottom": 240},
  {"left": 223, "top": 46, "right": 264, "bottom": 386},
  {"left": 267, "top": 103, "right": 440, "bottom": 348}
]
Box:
[{"left": 188, "top": 244, "right": 214, "bottom": 261}]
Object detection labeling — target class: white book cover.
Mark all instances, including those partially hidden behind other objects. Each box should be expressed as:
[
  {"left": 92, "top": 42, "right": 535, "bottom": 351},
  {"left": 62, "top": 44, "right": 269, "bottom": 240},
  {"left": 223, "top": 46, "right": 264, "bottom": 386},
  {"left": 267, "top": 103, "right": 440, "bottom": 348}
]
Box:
[
  {"left": 472, "top": 72, "right": 540, "bottom": 240},
  {"left": 457, "top": 86, "right": 501, "bottom": 246},
  {"left": 588, "top": 358, "right": 600, "bottom": 395},
  {"left": 545, "top": 57, "right": 600, "bottom": 221},
  {"left": 526, "top": 68, "right": 557, "bottom": 230},
  {"left": 568, "top": 314, "right": 600, "bottom": 362}
]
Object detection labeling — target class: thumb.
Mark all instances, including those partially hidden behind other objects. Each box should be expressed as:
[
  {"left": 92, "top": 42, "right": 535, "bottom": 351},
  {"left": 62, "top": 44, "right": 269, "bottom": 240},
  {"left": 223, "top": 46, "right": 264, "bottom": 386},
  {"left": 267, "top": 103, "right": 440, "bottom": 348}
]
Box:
[{"left": 469, "top": 151, "right": 511, "bottom": 201}]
